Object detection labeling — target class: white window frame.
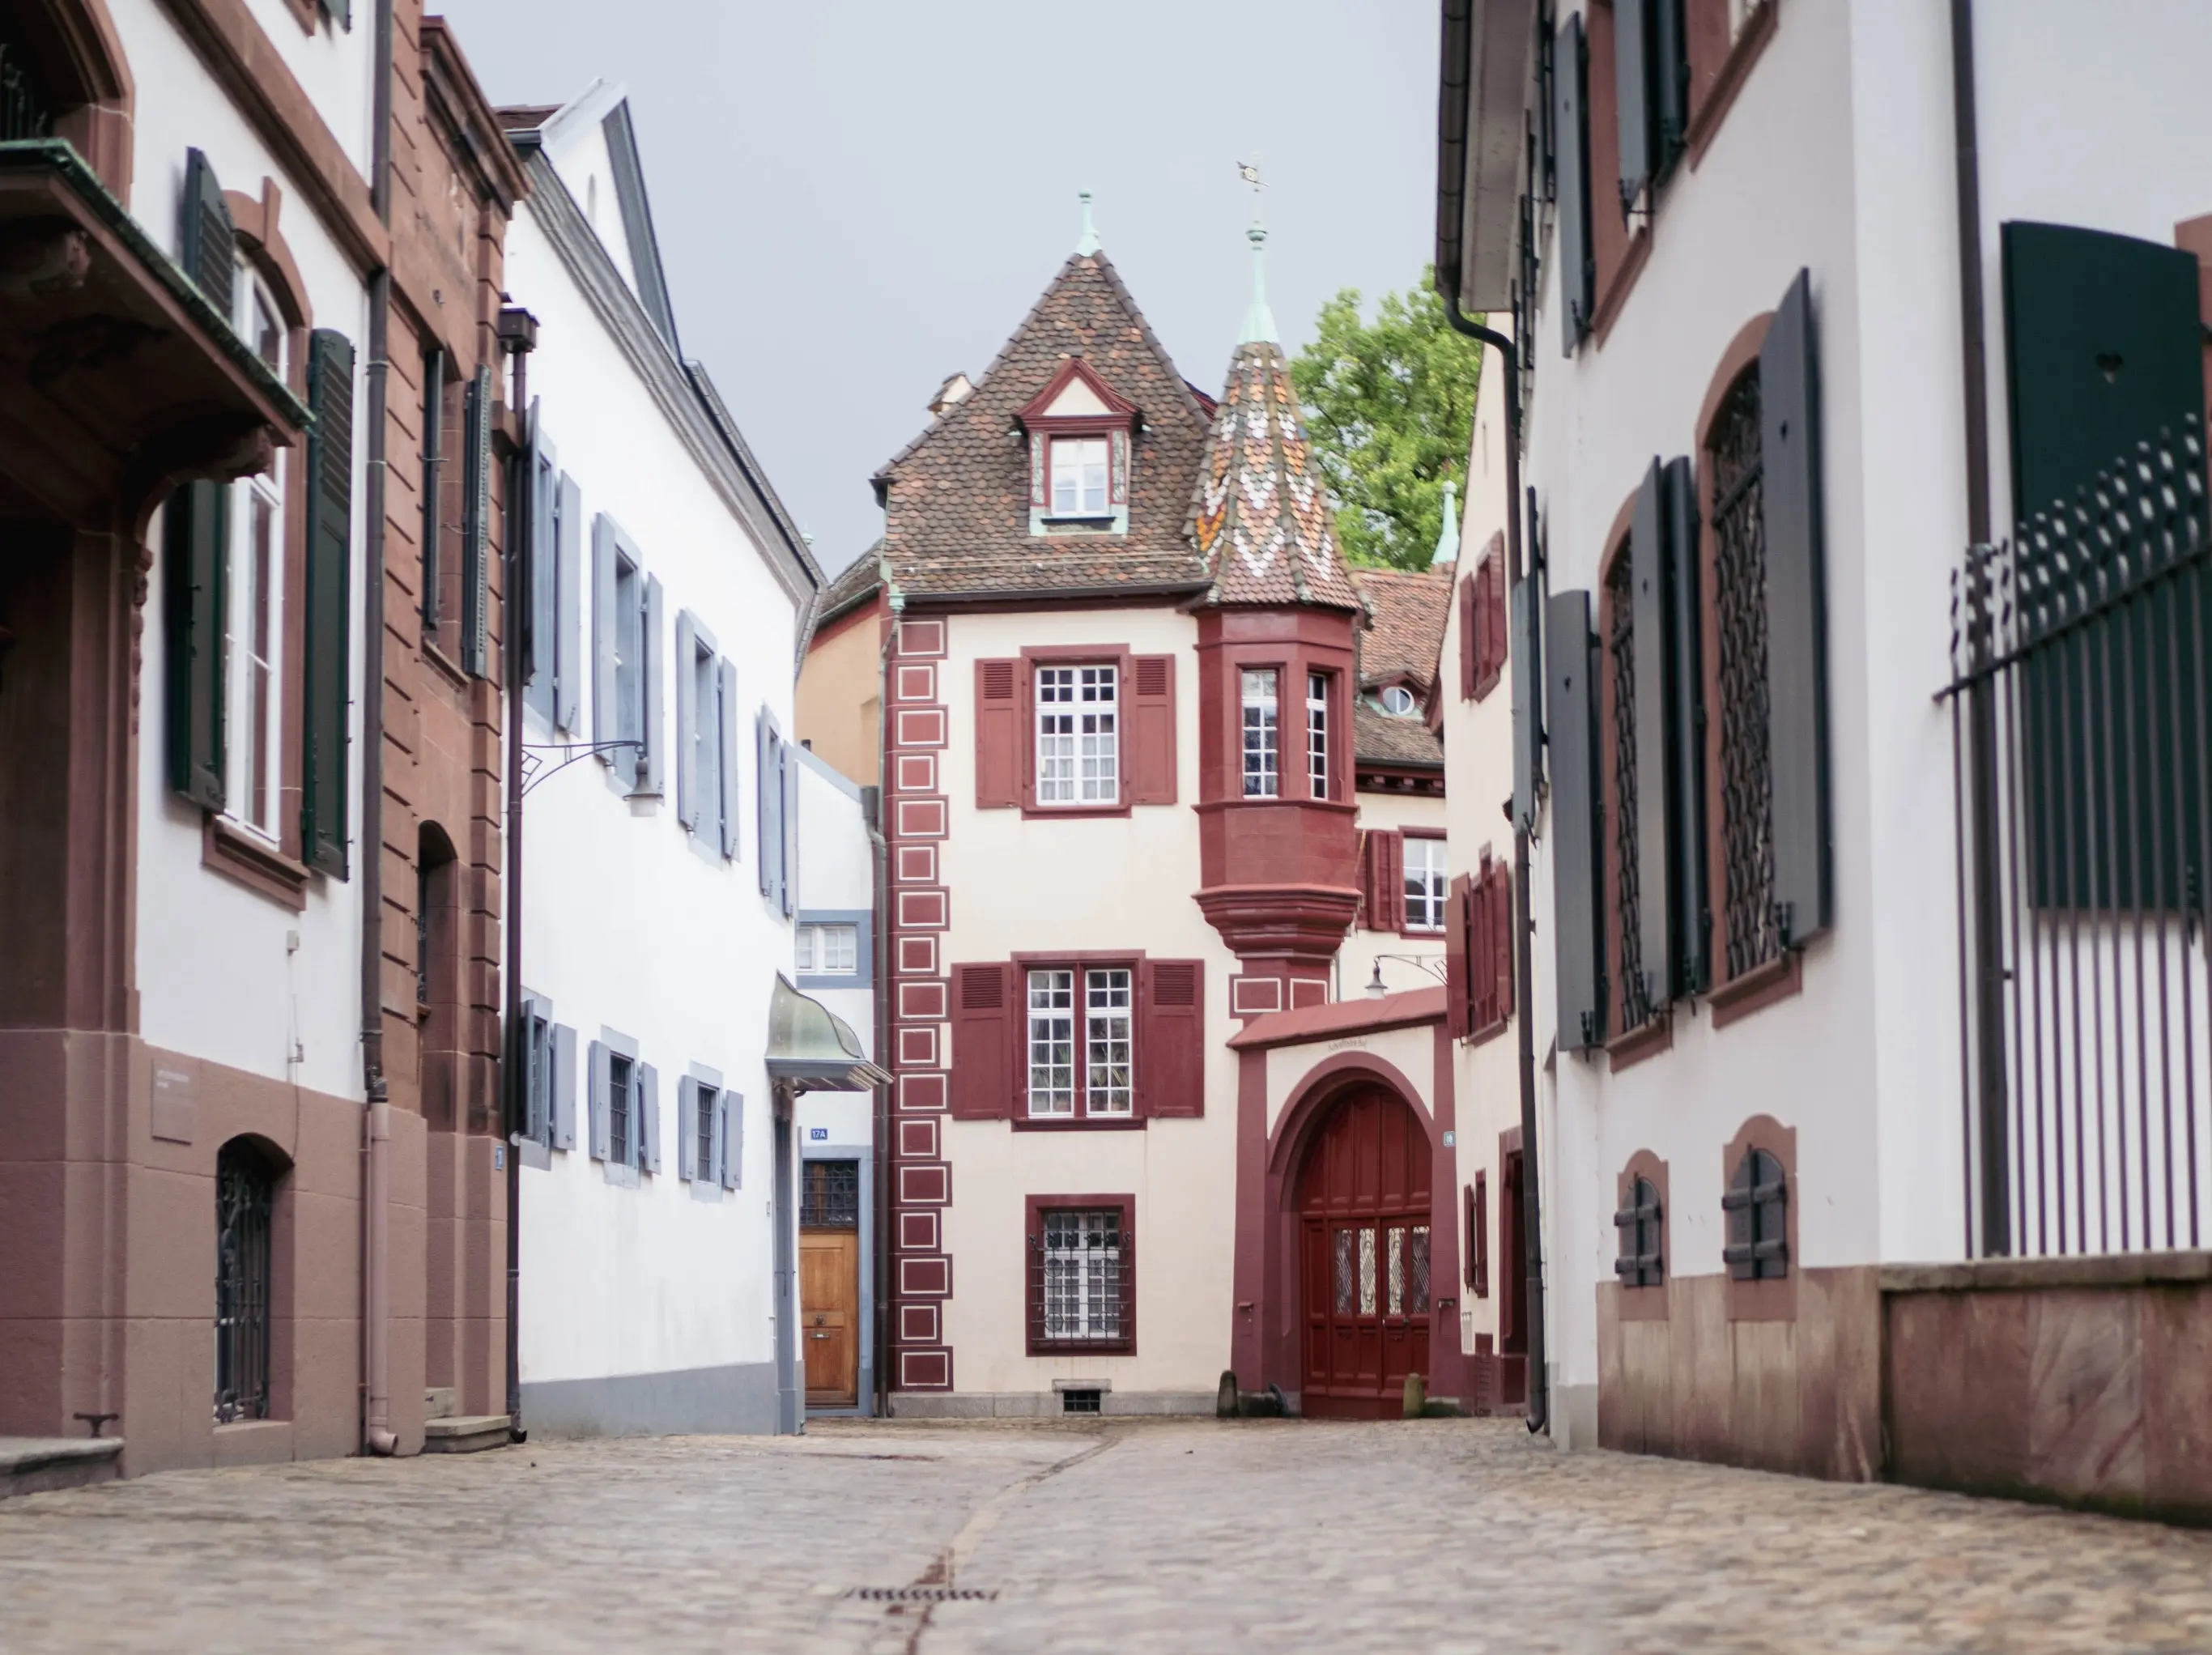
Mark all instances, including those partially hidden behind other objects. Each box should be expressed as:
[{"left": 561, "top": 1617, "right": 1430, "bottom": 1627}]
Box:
[
  {"left": 1049, "top": 436, "right": 1109, "bottom": 517},
  {"left": 1084, "top": 968, "right": 1133, "bottom": 1117},
  {"left": 1036, "top": 664, "right": 1119, "bottom": 806},
  {"left": 1027, "top": 968, "right": 1076, "bottom": 1117},
  {"left": 606, "top": 1048, "right": 637, "bottom": 1166},
  {"left": 1027, "top": 964, "right": 1132, "bottom": 1119},
  {"left": 1306, "top": 670, "right": 1329, "bottom": 801},
  {"left": 798, "top": 921, "right": 857, "bottom": 975},
  {"left": 1241, "top": 668, "right": 1279, "bottom": 798},
  {"left": 1379, "top": 683, "right": 1419, "bottom": 717},
  {"left": 1042, "top": 1208, "right": 1124, "bottom": 1342},
  {"left": 227, "top": 263, "right": 287, "bottom": 841},
  {"left": 1403, "top": 836, "right": 1448, "bottom": 933}
]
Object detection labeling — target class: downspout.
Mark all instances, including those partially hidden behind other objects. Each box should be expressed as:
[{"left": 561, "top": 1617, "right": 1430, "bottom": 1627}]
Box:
[
  {"left": 500, "top": 323, "right": 534, "bottom": 1440},
  {"left": 1443, "top": 297, "right": 1549, "bottom": 1436},
  {"left": 1950, "top": 0, "right": 2010, "bottom": 1255},
  {"left": 864, "top": 776, "right": 889, "bottom": 1418},
  {"left": 360, "top": 0, "right": 398, "bottom": 1457}
]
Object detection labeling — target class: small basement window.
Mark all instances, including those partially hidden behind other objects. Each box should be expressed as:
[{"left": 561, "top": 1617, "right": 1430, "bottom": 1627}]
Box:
[{"left": 1060, "top": 1388, "right": 1102, "bottom": 1415}]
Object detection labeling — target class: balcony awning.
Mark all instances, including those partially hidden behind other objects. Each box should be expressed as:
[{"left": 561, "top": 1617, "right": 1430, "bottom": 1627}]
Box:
[
  {"left": 0, "top": 140, "right": 308, "bottom": 527},
  {"left": 765, "top": 975, "right": 889, "bottom": 1094}
]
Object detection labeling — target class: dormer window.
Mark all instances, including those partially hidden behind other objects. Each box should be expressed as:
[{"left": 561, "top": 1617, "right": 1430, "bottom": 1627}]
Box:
[
  {"left": 1018, "top": 357, "right": 1140, "bottom": 537},
  {"left": 1051, "top": 437, "right": 1109, "bottom": 517},
  {"left": 1379, "top": 685, "right": 1419, "bottom": 717}
]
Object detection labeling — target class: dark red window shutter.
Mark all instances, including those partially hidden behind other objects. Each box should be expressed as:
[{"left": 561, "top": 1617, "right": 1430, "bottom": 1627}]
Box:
[
  {"left": 1469, "top": 1172, "right": 1490, "bottom": 1296},
  {"left": 949, "top": 962, "right": 1011, "bottom": 1118},
  {"left": 1459, "top": 572, "right": 1479, "bottom": 700},
  {"left": 975, "top": 659, "right": 1020, "bottom": 808},
  {"left": 1473, "top": 550, "right": 1509, "bottom": 700},
  {"left": 1138, "top": 958, "right": 1205, "bottom": 1117},
  {"left": 1376, "top": 832, "right": 1407, "bottom": 934},
  {"left": 1354, "top": 829, "right": 1372, "bottom": 925},
  {"left": 1445, "top": 874, "right": 1472, "bottom": 1039},
  {"left": 1129, "top": 653, "right": 1177, "bottom": 804}
]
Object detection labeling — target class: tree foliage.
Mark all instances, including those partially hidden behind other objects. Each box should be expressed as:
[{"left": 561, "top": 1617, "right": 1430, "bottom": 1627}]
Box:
[{"left": 1290, "top": 268, "right": 1484, "bottom": 570}]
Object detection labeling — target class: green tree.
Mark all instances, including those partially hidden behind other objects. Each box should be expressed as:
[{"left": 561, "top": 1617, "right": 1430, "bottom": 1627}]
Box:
[{"left": 1290, "top": 268, "right": 1483, "bottom": 570}]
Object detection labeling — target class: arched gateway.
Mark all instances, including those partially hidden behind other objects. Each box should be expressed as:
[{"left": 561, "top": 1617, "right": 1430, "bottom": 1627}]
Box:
[{"left": 1295, "top": 1086, "right": 1433, "bottom": 1418}]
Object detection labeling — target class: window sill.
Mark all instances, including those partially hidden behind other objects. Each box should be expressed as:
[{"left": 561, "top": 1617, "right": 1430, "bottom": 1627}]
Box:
[
  {"left": 1463, "top": 1014, "right": 1510, "bottom": 1050},
  {"left": 1026, "top": 1340, "right": 1134, "bottom": 1358},
  {"left": 1687, "top": 0, "right": 1780, "bottom": 172},
  {"left": 1020, "top": 801, "right": 1134, "bottom": 821},
  {"left": 1708, "top": 950, "right": 1803, "bottom": 1030},
  {"left": 1606, "top": 1015, "right": 1674, "bottom": 1071},
  {"left": 1011, "top": 1116, "right": 1146, "bottom": 1132},
  {"left": 421, "top": 636, "right": 470, "bottom": 691},
  {"left": 1038, "top": 517, "right": 1120, "bottom": 534},
  {"left": 202, "top": 814, "right": 309, "bottom": 912}
]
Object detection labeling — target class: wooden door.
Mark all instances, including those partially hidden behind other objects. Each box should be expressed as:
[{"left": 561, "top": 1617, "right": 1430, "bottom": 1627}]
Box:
[
  {"left": 1296, "top": 1087, "right": 1433, "bottom": 1419},
  {"left": 800, "top": 1230, "right": 858, "bottom": 1406}
]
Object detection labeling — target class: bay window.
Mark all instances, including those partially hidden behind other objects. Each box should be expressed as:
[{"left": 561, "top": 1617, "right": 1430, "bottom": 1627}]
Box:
[
  {"left": 1241, "top": 668, "right": 1279, "bottom": 798},
  {"left": 1306, "top": 671, "right": 1329, "bottom": 800}
]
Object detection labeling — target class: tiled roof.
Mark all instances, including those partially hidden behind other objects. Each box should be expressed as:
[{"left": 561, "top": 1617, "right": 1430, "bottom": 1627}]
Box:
[
  {"left": 872, "top": 253, "right": 1215, "bottom": 600},
  {"left": 1188, "top": 342, "right": 1363, "bottom": 611},
  {"left": 1354, "top": 700, "right": 1444, "bottom": 768},
  {"left": 814, "top": 543, "right": 882, "bottom": 628},
  {"left": 1349, "top": 568, "right": 1451, "bottom": 691}
]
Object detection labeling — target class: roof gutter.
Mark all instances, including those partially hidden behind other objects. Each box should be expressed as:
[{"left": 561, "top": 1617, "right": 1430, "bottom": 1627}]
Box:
[
  {"left": 1440, "top": 296, "right": 1548, "bottom": 1439},
  {"left": 1436, "top": 0, "right": 1544, "bottom": 312}
]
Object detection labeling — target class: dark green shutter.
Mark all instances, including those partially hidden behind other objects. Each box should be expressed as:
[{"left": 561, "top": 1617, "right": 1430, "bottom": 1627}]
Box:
[
  {"left": 525, "top": 414, "right": 557, "bottom": 723},
  {"left": 164, "top": 480, "right": 227, "bottom": 809},
  {"left": 1663, "top": 455, "right": 1708, "bottom": 993},
  {"left": 324, "top": 0, "right": 351, "bottom": 29},
  {"left": 180, "top": 149, "right": 234, "bottom": 316},
  {"left": 1548, "top": 589, "right": 1604, "bottom": 1050},
  {"left": 301, "top": 329, "right": 354, "bottom": 878},
  {"left": 1653, "top": 0, "right": 1690, "bottom": 176},
  {"left": 1554, "top": 15, "right": 1592, "bottom": 355},
  {"left": 1614, "top": 0, "right": 1651, "bottom": 219},
  {"left": 462, "top": 364, "right": 492, "bottom": 678},
  {"left": 1510, "top": 577, "right": 1541, "bottom": 833},
  {"left": 1629, "top": 459, "right": 1674, "bottom": 1010},
  {"left": 1760, "top": 269, "right": 1831, "bottom": 947}
]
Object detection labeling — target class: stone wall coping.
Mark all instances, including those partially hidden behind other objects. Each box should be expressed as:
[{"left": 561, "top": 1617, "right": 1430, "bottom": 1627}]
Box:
[
  {"left": 0, "top": 1438, "right": 125, "bottom": 1475},
  {"left": 1879, "top": 1249, "right": 2212, "bottom": 1294}
]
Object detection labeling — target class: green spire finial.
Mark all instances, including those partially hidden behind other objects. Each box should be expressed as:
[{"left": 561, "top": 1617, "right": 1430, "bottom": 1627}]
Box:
[
  {"left": 1236, "top": 160, "right": 1277, "bottom": 346},
  {"left": 1430, "top": 479, "right": 1461, "bottom": 568},
  {"left": 1075, "top": 190, "right": 1100, "bottom": 256}
]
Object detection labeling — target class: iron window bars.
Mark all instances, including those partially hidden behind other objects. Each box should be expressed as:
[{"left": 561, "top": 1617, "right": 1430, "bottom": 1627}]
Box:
[
  {"left": 1613, "top": 1176, "right": 1662, "bottom": 1287},
  {"left": 214, "top": 1143, "right": 274, "bottom": 1423},
  {"left": 801, "top": 1159, "right": 860, "bottom": 1228},
  {"left": 1721, "top": 1148, "right": 1788, "bottom": 1281},
  {"left": 1943, "top": 419, "right": 2212, "bottom": 1259},
  {"left": 1037, "top": 1209, "right": 1125, "bottom": 1345},
  {"left": 1606, "top": 551, "right": 1653, "bottom": 1031}
]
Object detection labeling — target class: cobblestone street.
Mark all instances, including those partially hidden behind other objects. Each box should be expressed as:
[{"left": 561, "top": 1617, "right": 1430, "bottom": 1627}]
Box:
[{"left": 4, "top": 1419, "right": 2211, "bottom": 1653}]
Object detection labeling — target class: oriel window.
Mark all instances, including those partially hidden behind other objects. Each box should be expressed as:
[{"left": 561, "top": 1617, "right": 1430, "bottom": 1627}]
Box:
[{"left": 1241, "top": 669, "right": 1279, "bottom": 798}]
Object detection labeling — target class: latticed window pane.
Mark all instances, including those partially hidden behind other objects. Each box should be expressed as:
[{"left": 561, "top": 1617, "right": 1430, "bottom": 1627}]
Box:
[
  {"left": 1403, "top": 837, "right": 1447, "bottom": 931},
  {"left": 527, "top": 1012, "right": 551, "bottom": 1147},
  {"left": 802, "top": 1159, "right": 860, "bottom": 1228},
  {"left": 1084, "top": 968, "right": 1133, "bottom": 1116},
  {"left": 696, "top": 1084, "right": 717, "bottom": 1181},
  {"left": 1357, "top": 1225, "right": 1377, "bottom": 1314},
  {"left": 608, "top": 1052, "right": 634, "bottom": 1163},
  {"left": 1409, "top": 1225, "right": 1431, "bottom": 1313},
  {"left": 1051, "top": 437, "right": 1108, "bottom": 515},
  {"left": 1042, "top": 1208, "right": 1123, "bottom": 1341},
  {"left": 1607, "top": 554, "right": 1650, "bottom": 1027},
  {"left": 1710, "top": 371, "right": 1784, "bottom": 979},
  {"left": 1306, "top": 671, "right": 1329, "bottom": 799},
  {"left": 1333, "top": 1227, "right": 1354, "bottom": 1314},
  {"left": 1386, "top": 1225, "right": 1406, "bottom": 1315},
  {"left": 1027, "top": 969, "right": 1075, "bottom": 1115},
  {"left": 1036, "top": 666, "right": 1117, "bottom": 805},
  {"left": 1241, "top": 669, "right": 1279, "bottom": 797}
]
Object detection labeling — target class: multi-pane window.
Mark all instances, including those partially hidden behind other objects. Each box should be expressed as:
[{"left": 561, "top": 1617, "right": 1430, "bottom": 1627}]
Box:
[
  {"left": 1379, "top": 684, "right": 1418, "bottom": 717},
  {"left": 802, "top": 1159, "right": 861, "bottom": 1227},
  {"left": 1042, "top": 1209, "right": 1124, "bottom": 1342},
  {"left": 525, "top": 1005, "right": 552, "bottom": 1148},
  {"left": 1027, "top": 966, "right": 1130, "bottom": 1118},
  {"left": 1036, "top": 666, "right": 1118, "bottom": 806},
  {"left": 695, "top": 1081, "right": 717, "bottom": 1184},
  {"left": 1241, "top": 668, "right": 1279, "bottom": 798},
  {"left": 607, "top": 1050, "right": 635, "bottom": 1166},
  {"left": 1050, "top": 437, "right": 1109, "bottom": 516},
  {"left": 228, "top": 267, "right": 286, "bottom": 840},
  {"left": 797, "top": 922, "right": 858, "bottom": 974},
  {"left": 1402, "top": 836, "right": 1447, "bottom": 932},
  {"left": 1306, "top": 671, "right": 1329, "bottom": 800}
]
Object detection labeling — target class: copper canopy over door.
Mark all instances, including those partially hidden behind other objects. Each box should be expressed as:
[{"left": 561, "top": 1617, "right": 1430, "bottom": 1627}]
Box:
[{"left": 1298, "top": 1087, "right": 1432, "bottom": 1419}]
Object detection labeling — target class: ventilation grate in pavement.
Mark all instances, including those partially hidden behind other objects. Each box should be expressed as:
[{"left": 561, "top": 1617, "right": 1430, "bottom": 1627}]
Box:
[{"left": 844, "top": 1586, "right": 998, "bottom": 1603}]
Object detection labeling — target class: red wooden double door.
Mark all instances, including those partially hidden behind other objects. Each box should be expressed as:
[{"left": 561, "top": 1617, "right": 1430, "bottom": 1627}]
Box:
[{"left": 1298, "top": 1087, "right": 1432, "bottom": 1419}]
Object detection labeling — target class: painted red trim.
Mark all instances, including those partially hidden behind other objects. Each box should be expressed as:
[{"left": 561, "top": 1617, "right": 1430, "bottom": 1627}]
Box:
[
  {"left": 1228, "top": 986, "right": 1445, "bottom": 1052},
  {"left": 1014, "top": 355, "right": 1140, "bottom": 423},
  {"left": 1024, "top": 1192, "right": 1138, "bottom": 1357},
  {"left": 1017, "top": 643, "right": 1136, "bottom": 819}
]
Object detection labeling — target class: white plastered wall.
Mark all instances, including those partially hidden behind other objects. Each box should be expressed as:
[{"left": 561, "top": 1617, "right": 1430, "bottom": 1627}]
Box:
[{"left": 1339, "top": 787, "right": 1450, "bottom": 1002}]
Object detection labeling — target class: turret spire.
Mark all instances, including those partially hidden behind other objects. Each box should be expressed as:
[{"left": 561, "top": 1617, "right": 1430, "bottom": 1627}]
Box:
[
  {"left": 1430, "top": 479, "right": 1461, "bottom": 568},
  {"left": 1074, "top": 189, "right": 1100, "bottom": 256},
  {"left": 1236, "top": 161, "right": 1278, "bottom": 346}
]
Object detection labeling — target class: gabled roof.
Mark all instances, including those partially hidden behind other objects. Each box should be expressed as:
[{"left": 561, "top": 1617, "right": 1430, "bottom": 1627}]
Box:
[
  {"left": 1351, "top": 568, "right": 1451, "bottom": 690},
  {"left": 872, "top": 250, "right": 1215, "bottom": 602},
  {"left": 1016, "top": 355, "right": 1138, "bottom": 425},
  {"left": 814, "top": 543, "right": 883, "bottom": 629},
  {"left": 1188, "top": 340, "right": 1363, "bottom": 611}
]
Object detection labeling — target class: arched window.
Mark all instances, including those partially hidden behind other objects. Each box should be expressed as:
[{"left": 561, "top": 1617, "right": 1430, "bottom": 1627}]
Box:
[
  {"left": 1614, "top": 1173, "right": 1662, "bottom": 1287},
  {"left": 214, "top": 1138, "right": 279, "bottom": 1422},
  {"left": 1722, "top": 1146, "right": 1788, "bottom": 1281}
]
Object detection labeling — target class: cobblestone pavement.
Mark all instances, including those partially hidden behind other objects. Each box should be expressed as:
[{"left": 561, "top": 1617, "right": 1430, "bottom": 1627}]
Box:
[{"left": 3, "top": 1419, "right": 2210, "bottom": 1653}]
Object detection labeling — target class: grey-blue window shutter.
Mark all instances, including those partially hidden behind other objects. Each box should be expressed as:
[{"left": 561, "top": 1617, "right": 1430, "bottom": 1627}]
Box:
[
  {"left": 462, "top": 365, "right": 492, "bottom": 678},
  {"left": 592, "top": 517, "right": 619, "bottom": 759},
  {"left": 1510, "top": 495, "right": 1545, "bottom": 834},
  {"left": 301, "top": 328, "right": 355, "bottom": 879},
  {"left": 1760, "top": 268, "right": 1831, "bottom": 947},
  {"left": 322, "top": 0, "right": 351, "bottom": 30},
  {"left": 757, "top": 711, "right": 780, "bottom": 902},
  {"left": 1629, "top": 458, "right": 1675, "bottom": 1011},
  {"left": 674, "top": 610, "right": 699, "bottom": 830},
  {"left": 781, "top": 738, "right": 800, "bottom": 918},
  {"left": 517, "top": 996, "right": 542, "bottom": 1142},
  {"left": 587, "top": 1039, "right": 610, "bottom": 1159},
  {"left": 640, "top": 575, "right": 665, "bottom": 799},
  {"left": 706, "top": 1087, "right": 725, "bottom": 1187},
  {"left": 180, "top": 148, "right": 235, "bottom": 316},
  {"left": 719, "top": 1091, "right": 741, "bottom": 1189},
  {"left": 1548, "top": 589, "right": 1604, "bottom": 1050},
  {"left": 1614, "top": 0, "right": 1651, "bottom": 219},
  {"left": 638, "top": 1061, "right": 661, "bottom": 1173},
  {"left": 164, "top": 480, "right": 227, "bottom": 810},
  {"left": 1663, "top": 455, "right": 1708, "bottom": 993},
  {"left": 555, "top": 475, "right": 582, "bottom": 732},
  {"left": 1653, "top": 0, "right": 1691, "bottom": 174},
  {"left": 676, "top": 1075, "right": 698, "bottom": 1180},
  {"left": 525, "top": 414, "right": 557, "bottom": 721},
  {"left": 553, "top": 1023, "right": 578, "bottom": 1150},
  {"left": 1554, "top": 15, "right": 1592, "bottom": 355},
  {"left": 718, "top": 660, "right": 741, "bottom": 860}
]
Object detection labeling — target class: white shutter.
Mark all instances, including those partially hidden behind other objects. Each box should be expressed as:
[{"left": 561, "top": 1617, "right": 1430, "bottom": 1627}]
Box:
[
  {"left": 676, "top": 1075, "right": 699, "bottom": 1181},
  {"left": 719, "top": 1091, "right": 741, "bottom": 1189},
  {"left": 587, "top": 1038, "right": 610, "bottom": 1160},
  {"left": 638, "top": 1061, "right": 661, "bottom": 1174}
]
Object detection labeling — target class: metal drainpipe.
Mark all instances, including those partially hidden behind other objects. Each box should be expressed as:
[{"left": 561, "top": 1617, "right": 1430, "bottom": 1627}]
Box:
[
  {"left": 864, "top": 779, "right": 889, "bottom": 1418},
  {"left": 1444, "top": 298, "right": 1549, "bottom": 1436},
  {"left": 359, "top": 0, "right": 398, "bottom": 1458},
  {"left": 501, "top": 333, "right": 532, "bottom": 1439}
]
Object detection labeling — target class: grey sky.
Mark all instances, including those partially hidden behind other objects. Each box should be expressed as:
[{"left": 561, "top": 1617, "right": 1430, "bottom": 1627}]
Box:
[{"left": 438, "top": 1, "right": 1440, "bottom": 577}]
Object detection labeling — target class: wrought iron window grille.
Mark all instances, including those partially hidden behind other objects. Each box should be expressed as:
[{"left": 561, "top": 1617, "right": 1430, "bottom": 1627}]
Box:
[
  {"left": 1606, "top": 554, "right": 1653, "bottom": 1030},
  {"left": 801, "top": 1159, "right": 860, "bottom": 1229},
  {"left": 214, "top": 1144, "right": 274, "bottom": 1423}
]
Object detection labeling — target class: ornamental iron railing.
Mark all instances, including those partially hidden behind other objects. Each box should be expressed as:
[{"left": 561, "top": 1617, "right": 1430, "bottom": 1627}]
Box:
[
  {"left": 1606, "top": 555, "right": 1653, "bottom": 1032},
  {"left": 214, "top": 1143, "right": 274, "bottom": 1423},
  {"left": 1945, "top": 420, "right": 2212, "bottom": 1257}
]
